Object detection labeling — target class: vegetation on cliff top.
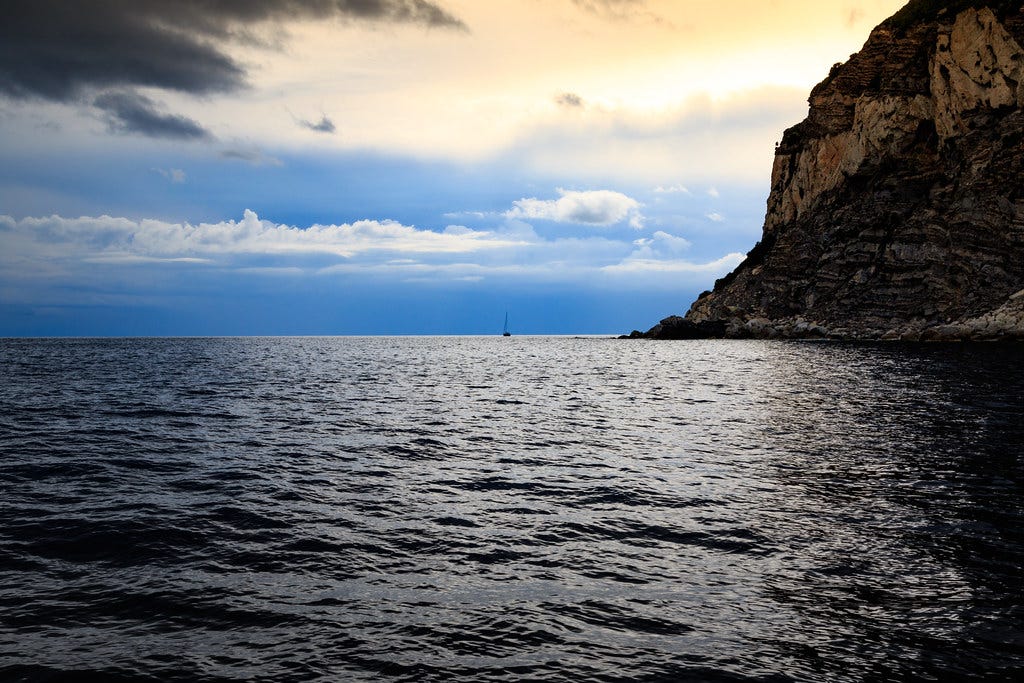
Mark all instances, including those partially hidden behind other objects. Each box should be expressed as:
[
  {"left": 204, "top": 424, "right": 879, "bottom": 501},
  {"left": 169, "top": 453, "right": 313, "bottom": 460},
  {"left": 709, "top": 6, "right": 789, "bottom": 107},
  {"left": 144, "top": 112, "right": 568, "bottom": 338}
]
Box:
[{"left": 886, "top": 0, "right": 1023, "bottom": 31}]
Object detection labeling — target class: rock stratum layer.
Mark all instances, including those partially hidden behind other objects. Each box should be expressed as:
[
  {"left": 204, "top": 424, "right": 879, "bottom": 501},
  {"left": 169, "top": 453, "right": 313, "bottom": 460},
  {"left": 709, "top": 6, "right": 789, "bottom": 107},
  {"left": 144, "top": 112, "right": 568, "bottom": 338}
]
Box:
[{"left": 644, "top": 1, "right": 1024, "bottom": 341}]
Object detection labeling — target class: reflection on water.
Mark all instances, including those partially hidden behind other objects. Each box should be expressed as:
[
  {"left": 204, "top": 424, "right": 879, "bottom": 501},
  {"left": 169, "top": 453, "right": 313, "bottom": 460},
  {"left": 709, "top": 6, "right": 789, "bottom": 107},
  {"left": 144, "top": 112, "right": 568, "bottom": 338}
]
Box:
[
  {"left": 752, "top": 344, "right": 1024, "bottom": 680},
  {"left": 0, "top": 338, "right": 1021, "bottom": 681}
]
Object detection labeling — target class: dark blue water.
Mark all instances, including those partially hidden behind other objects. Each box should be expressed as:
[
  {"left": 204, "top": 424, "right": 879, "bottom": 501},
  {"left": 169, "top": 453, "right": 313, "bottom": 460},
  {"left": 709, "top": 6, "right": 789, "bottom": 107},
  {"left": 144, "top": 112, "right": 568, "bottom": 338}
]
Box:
[{"left": 1, "top": 337, "right": 1022, "bottom": 682}]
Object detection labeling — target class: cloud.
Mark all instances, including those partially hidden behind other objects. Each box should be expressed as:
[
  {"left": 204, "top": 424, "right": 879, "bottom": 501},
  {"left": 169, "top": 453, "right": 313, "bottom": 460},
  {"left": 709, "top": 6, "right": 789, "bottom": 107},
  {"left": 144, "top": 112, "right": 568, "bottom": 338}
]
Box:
[
  {"left": 630, "top": 231, "right": 692, "bottom": 258},
  {"left": 0, "top": 0, "right": 465, "bottom": 141},
  {"left": 555, "top": 92, "right": 585, "bottom": 108},
  {"left": 153, "top": 168, "right": 187, "bottom": 184},
  {"left": 0, "top": 210, "right": 524, "bottom": 264},
  {"left": 443, "top": 210, "right": 492, "bottom": 220},
  {"left": 571, "top": 0, "right": 662, "bottom": 23},
  {"left": 505, "top": 189, "right": 644, "bottom": 228},
  {"left": 653, "top": 184, "right": 690, "bottom": 194},
  {"left": 706, "top": 187, "right": 720, "bottom": 198},
  {"left": 298, "top": 114, "right": 337, "bottom": 134},
  {"left": 603, "top": 251, "right": 744, "bottom": 276},
  {"left": 705, "top": 212, "right": 725, "bottom": 223},
  {"left": 509, "top": 86, "right": 809, "bottom": 185},
  {"left": 0, "top": 209, "right": 745, "bottom": 298},
  {"left": 0, "top": 1, "right": 466, "bottom": 104},
  {"left": 84, "top": 255, "right": 212, "bottom": 265},
  {"left": 220, "top": 147, "right": 283, "bottom": 166},
  {"left": 94, "top": 91, "right": 211, "bottom": 140},
  {"left": 316, "top": 249, "right": 741, "bottom": 288}
]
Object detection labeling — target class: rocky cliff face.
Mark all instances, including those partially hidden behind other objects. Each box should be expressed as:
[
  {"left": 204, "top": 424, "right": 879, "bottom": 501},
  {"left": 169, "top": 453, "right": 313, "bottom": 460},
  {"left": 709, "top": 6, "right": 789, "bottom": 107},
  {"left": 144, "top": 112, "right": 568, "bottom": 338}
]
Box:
[{"left": 655, "top": 1, "right": 1024, "bottom": 340}]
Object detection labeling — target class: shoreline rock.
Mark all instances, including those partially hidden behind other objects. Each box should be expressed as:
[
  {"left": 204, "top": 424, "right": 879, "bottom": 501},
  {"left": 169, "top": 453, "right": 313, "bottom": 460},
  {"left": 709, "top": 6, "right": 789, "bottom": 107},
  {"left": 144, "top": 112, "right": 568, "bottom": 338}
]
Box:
[{"left": 628, "top": 286, "right": 1024, "bottom": 340}]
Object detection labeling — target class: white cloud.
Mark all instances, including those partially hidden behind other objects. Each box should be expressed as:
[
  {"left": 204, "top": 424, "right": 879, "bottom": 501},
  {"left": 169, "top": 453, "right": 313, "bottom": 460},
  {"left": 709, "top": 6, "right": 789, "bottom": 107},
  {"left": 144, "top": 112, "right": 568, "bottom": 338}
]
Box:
[
  {"left": 603, "top": 251, "right": 744, "bottom": 275},
  {"left": 0, "top": 210, "right": 526, "bottom": 264},
  {"left": 443, "top": 210, "right": 492, "bottom": 220},
  {"left": 505, "top": 188, "right": 644, "bottom": 228},
  {"left": 630, "top": 230, "right": 693, "bottom": 258},
  {"left": 153, "top": 168, "right": 187, "bottom": 183},
  {"left": 705, "top": 212, "right": 725, "bottom": 223},
  {"left": 706, "top": 187, "right": 720, "bottom": 198},
  {"left": 84, "top": 255, "right": 211, "bottom": 264},
  {"left": 316, "top": 250, "right": 742, "bottom": 287},
  {"left": 653, "top": 184, "right": 691, "bottom": 194},
  {"left": 0, "top": 210, "right": 746, "bottom": 295}
]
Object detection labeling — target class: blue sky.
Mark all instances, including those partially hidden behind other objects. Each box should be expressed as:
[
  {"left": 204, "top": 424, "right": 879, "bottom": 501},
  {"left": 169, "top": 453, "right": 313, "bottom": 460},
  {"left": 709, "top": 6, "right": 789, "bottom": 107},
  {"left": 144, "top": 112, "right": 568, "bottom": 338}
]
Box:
[{"left": 0, "top": 0, "right": 905, "bottom": 335}]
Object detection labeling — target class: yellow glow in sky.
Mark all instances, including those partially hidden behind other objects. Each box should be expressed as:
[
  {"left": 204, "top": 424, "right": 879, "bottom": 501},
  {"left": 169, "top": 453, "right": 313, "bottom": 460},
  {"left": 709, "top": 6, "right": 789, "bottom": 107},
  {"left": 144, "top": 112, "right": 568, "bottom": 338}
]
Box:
[
  {"left": 208, "top": 0, "right": 905, "bottom": 163},
  {"left": 6, "top": 1, "right": 910, "bottom": 183}
]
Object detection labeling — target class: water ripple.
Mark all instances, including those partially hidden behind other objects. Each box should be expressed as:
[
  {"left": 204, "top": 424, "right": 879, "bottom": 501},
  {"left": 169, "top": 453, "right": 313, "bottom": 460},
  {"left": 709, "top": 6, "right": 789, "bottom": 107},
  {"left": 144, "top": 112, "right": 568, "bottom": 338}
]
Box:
[{"left": 1, "top": 337, "right": 1022, "bottom": 681}]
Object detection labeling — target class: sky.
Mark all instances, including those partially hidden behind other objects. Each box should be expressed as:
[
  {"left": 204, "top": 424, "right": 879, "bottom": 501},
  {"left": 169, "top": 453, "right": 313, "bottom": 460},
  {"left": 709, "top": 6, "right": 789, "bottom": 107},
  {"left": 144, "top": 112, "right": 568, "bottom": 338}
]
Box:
[{"left": 0, "top": 0, "right": 907, "bottom": 336}]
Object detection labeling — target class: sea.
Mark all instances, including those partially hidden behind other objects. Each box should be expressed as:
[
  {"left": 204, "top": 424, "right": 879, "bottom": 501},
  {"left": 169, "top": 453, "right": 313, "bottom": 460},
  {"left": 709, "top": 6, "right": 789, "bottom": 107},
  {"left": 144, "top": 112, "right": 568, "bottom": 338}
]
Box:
[{"left": 1, "top": 336, "right": 1022, "bottom": 682}]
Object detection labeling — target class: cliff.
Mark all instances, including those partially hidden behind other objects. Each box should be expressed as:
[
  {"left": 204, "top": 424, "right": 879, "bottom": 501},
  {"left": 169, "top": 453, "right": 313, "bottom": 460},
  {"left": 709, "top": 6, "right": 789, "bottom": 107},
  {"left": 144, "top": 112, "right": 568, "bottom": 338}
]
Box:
[{"left": 644, "top": 0, "right": 1024, "bottom": 341}]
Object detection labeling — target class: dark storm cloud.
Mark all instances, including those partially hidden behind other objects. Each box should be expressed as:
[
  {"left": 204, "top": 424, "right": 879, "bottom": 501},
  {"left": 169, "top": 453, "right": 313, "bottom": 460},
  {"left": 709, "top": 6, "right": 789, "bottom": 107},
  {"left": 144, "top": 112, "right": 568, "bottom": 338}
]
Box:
[
  {"left": 299, "top": 115, "right": 338, "bottom": 133},
  {"left": 0, "top": 0, "right": 467, "bottom": 102},
  {"left": 94, "top": 91, "right": 211, "bottom": 140}
]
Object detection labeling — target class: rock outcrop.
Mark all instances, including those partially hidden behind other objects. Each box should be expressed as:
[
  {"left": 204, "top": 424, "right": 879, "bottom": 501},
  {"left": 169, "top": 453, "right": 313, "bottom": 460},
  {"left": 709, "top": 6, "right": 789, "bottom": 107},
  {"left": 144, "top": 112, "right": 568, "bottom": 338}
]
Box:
[{"left": 639, "top": 1, "right": 1024, "bottom": 340}]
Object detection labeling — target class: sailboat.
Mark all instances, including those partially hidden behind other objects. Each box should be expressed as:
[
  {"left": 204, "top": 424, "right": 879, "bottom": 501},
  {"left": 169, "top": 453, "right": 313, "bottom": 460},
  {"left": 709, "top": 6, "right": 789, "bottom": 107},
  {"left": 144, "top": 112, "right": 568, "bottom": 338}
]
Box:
[{"left": 502, "top": 312, "right": 511, "bottom": 337}]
